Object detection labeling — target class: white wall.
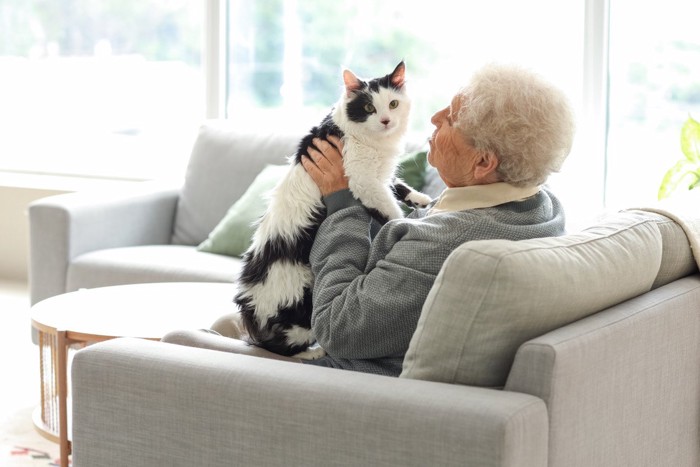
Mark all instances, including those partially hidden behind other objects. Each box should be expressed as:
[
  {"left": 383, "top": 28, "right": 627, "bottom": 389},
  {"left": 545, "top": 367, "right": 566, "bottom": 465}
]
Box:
[
  {"left": 0, "top": 185, "right": 69, "bottom": 281},
  {"left": 0, "top": 175, "right": 156, "bottom": 282}
]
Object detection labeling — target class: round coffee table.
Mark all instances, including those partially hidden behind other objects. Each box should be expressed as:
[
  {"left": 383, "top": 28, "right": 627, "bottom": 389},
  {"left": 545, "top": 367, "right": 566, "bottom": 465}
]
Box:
[{"left": 30, "top": 281, "right": 238, "bottom": 467}]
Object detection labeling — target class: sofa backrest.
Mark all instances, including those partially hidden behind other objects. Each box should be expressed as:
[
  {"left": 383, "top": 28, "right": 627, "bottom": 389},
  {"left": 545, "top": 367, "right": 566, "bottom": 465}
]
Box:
[
  {"left": 634, "top": 211, "right": 697, "bottom": 289},
  {"left": 171, "top": 122, "right": 303, "bottom": 246},
  {"left": 400, "top": 211, "right": 697, "bottom": 388},
  {"left": 171, "top": 124, "right": 436, "bottom": 247}
]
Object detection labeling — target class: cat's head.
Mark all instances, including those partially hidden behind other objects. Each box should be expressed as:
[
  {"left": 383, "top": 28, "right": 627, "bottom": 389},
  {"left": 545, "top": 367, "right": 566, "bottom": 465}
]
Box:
[{"left": 333, "top": 61, "right": 410, "bottom": 141}]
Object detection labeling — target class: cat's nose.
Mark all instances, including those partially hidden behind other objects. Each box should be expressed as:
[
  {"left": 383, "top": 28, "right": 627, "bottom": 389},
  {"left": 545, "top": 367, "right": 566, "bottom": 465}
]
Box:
[{"left": 381, "top": 118, "right": 390, "bottom": 126}]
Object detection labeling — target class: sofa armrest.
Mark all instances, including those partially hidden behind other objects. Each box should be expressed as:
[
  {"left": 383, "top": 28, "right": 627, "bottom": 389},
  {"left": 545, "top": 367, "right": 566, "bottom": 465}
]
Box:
[
  {"left": 28, "top": 183, "right": 179, "bottom": 305},
  {"left": 505, "top": 275, "right": 700, "bottom": 467},
  {"left": 72, "top": 338, "right": 548, "bottom": 467}
]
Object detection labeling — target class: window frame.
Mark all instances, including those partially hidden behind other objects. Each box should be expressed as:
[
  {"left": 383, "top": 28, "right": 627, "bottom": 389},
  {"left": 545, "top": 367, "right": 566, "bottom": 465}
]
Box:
[{"left": 582, "top": 0, "right": 610, "bottom": 209}]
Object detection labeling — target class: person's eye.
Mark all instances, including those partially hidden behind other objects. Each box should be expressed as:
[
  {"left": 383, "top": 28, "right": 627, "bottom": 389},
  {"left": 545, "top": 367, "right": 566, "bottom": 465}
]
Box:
[
  {"left": 389, "top": 100, "right": 399, "bottom": 109},
  {"left": 364, "top": 103, "right": 376, "bottom": 113}
]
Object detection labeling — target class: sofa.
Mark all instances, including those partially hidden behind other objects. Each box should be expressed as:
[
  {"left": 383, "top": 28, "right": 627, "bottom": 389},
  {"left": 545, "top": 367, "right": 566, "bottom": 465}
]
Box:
[
  {"left": 33, "top": 123, "right": 700, "bottom": 466},
  {"left": 70, "top": 202, "right": 700, "bottom": 467}
]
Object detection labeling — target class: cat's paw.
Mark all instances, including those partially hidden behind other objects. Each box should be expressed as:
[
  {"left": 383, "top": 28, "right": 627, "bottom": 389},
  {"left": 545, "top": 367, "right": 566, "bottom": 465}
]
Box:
[
  {"left": 294, "top": 345, "right": 327, "bottom": 360},
  {"left": 405, "top": 191, "right": 433, "bottom": 208}
]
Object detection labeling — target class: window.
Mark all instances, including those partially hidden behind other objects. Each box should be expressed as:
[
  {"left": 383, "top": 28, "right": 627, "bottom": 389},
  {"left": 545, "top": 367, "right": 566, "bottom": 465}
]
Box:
[
  {"left": 226, "top": 0, "right": 584, "bottom": 142},
  {"left": 225, "top": 0, "right": 589, "bottom": 219},
  {"left": 0, "top": 1, "right": 203, "bottom": 180},
  {"left": 606, "top": 0, "right": 700, "bottom": 208},
  {"left": 4, "top": 0, "right": 696, "bottom": 220}
]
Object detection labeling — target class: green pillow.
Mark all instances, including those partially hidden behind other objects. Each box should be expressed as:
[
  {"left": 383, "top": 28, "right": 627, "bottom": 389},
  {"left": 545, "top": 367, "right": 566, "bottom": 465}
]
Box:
[
  {"left": 197, "top": 164, "right": 288, "bottom": 257},
  {"left": 397, "top": 150, "right": 428, "bottom": 191}
]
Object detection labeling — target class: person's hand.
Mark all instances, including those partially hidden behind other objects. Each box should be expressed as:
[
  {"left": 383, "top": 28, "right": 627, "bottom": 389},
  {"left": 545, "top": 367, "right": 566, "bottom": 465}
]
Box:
[{"left": 301, "top": 135, "right": 349, "bottom": 196}]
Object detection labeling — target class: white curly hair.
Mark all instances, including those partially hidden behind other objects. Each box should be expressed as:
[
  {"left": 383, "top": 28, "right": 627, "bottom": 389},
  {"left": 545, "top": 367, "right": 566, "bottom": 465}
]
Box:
[{"left": 456, "top": 63, "right": 575, "bottom": 187}]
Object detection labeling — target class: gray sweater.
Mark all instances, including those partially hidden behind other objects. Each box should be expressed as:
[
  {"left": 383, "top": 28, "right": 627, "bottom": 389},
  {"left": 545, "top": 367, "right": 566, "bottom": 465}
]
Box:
[{"left": 306, "top": 187, "right": 565, "bottom": 376}]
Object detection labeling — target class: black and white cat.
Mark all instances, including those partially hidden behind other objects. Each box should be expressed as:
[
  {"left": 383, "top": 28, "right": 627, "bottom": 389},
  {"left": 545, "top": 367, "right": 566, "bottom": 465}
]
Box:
[{"left": 234, "top": 61, "right": 431, "bottom": 358}]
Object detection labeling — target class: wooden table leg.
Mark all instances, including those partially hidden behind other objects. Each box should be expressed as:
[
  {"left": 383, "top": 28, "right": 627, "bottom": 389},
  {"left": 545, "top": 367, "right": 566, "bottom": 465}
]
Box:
[{"left": 57, "top": 330, "right": 70, "bottom": 467}]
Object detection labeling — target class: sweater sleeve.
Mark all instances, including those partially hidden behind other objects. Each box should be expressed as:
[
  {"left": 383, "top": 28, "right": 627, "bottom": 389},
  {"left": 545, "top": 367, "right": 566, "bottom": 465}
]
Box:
[
  {"left": 322, "top": 189, "right": 361, "bottom": 215},
  {"left": 309, "top": 204, "right": 434, "bottom": 360}
]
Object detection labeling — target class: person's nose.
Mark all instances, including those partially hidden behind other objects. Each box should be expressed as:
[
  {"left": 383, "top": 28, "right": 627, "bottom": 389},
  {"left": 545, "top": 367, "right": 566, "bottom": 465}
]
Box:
[{"left": 430, "top": 110, "right": 442, "bottom": 127}]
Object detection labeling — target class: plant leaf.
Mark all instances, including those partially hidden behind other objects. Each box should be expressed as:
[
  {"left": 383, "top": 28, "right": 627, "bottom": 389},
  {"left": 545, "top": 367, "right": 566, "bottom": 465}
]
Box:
[
  {"left": 680, "top": 116, "right": 700, "bottom": 163},
  {"left": 658, "top": 159, "right": 695, "bottom": 200},
  {"left": 689, "top": 172, "right": 700, "bottom": 190}
]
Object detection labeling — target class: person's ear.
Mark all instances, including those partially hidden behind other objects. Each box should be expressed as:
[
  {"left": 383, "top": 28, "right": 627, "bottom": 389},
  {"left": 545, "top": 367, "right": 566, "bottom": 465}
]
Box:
[{"left": 473, "top": 151, "right": 500, "bottom": 182}]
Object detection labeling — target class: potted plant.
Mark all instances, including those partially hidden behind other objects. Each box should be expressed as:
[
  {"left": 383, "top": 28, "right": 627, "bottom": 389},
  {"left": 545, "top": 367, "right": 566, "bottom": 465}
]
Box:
[{"left": 658, "top": 115, "right": 700, "bottom": 200}]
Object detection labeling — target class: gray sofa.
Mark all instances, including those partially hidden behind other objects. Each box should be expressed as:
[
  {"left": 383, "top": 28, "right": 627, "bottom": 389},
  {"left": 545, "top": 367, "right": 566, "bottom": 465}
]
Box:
[
  {"left": 70, "top": 205, "right": 700, "bottom": 467},
  {"left": 32, "top": 123, "right": 700, "bottom": 466}
]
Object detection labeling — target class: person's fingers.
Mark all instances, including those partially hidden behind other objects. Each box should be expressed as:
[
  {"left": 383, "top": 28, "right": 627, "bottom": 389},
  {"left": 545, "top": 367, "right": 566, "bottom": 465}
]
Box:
[
  {"left": 306, "top": 146, "right": 326, "bottom": 168},
  {"left": 302, "top": 137, "right": 349, "bottom": 196},
  {"left": 301, "top": 155, "right": 323, "bottom": 183},
  {"left": 301, "top": 153, "right": 317, "bottom": 171},
  {"left": 326, "top": 134, "right": 343, "bottom": 151},
  {"left": 312, "top": 138, "right": 341, "bottom": 165}
]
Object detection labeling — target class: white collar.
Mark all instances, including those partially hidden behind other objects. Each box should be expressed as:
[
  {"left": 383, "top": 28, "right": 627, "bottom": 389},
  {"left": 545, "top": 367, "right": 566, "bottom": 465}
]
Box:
[{"left": 428, "top": 182, "right": 541, "bottom": 215}]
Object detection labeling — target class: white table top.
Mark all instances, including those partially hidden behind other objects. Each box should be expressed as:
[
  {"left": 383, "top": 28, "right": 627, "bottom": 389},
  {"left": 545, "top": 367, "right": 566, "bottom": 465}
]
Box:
[{"left": 31, "top": 282, "right": 238, "bottom": 342}]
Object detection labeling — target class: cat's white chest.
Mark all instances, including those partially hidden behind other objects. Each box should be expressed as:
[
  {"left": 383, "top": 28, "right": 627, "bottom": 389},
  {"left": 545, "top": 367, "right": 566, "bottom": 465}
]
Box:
[
  {"left": 342, "top": 139, "right": 397, "bottom": 182},
  {"left": 342, "top": 139, "right": 403, "bottom": 220}
]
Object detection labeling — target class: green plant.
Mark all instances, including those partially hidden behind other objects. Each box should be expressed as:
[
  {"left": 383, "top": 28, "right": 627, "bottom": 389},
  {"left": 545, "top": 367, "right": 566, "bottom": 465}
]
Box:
[{"left": 658, "top": 115, "right": 700, "bottom": 200}]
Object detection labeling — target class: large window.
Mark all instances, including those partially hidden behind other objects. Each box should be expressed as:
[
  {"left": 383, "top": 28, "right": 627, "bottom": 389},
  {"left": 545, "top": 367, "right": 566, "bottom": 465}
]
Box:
[
  {"left": 226, "top": 0, "right": 583, "bottom": 143},
  {"left": 2, "top": 1, "right": 698, "bottom": 221},
  {"left": 226, "top": 0, "right": 588, "bottom": 219},
  {"left": 0, "top": 1, "right": 203, "bottom": 180},
  {"left": 606, "top": 0, "right": 700, "bottom": 208}
]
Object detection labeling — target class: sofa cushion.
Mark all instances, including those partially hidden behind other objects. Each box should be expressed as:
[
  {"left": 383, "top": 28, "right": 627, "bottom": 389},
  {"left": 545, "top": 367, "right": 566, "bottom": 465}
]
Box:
[
  {"left": 197, "top": 164, "right": 289, "bottom": 257},
  {"left": 400, "top": 212, "right": 663, "bottom": 388},
  {"left": 67, "top": 245, "right": 241, "bottom": 292},
  {"left": 171, "top": 123, "right": 302, "bottom": 246},
  {"left": 637, "top": 212, "right": 698, "bottom": 289}
]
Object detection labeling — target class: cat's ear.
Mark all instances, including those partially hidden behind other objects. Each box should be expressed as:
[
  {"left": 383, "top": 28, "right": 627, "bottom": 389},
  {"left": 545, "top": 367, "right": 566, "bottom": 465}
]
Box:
[
  {"left": 390, "top": 61, "right": 406, "bottom": 89},
  {"left": 343, "top": 69, "right": 363, "bottom": 97}
]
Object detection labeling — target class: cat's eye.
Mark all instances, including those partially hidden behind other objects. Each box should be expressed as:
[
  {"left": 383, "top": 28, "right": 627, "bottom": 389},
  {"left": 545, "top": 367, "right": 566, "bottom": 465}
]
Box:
[
  {"left": 364, "top": 103, "right": 376, "bottom": 113},
  {"left": 389, "top": 100, "right": 399, "bottom": 109}
]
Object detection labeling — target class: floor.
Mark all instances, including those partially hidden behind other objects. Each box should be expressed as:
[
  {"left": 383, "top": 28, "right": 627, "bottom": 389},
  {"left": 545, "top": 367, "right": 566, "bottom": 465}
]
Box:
[{"left": 0, "top": 280, "right": 61, "bottom": 465}]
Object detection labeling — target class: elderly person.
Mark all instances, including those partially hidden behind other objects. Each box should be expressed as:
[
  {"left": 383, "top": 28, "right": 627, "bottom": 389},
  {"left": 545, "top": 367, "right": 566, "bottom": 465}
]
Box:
[{"left": 163, "top": 63, "right": 575, "bottom": 376}]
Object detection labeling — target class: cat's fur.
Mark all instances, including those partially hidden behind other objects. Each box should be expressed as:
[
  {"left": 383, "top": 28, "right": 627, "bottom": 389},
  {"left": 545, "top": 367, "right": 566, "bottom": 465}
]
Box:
[{"left": 233, "top": 61, "right": 432, "bottom": 358}]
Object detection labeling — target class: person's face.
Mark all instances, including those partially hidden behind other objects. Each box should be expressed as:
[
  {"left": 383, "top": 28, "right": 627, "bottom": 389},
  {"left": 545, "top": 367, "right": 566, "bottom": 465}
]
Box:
[{"left": 427, "top": 94, "right": 482, "bottom": 187}]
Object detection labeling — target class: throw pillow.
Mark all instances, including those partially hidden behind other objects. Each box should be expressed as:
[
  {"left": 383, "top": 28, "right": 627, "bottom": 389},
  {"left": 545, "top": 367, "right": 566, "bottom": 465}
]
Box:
[
  {"left": 197, "top": 164, "right": 289, "bottom": 257},
  {"left": 170, "top": 124, "right": 301, "bottom": 246}
]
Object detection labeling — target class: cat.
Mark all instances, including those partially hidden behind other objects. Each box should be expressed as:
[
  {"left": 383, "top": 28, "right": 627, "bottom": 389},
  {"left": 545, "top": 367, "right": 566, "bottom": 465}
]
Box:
[{"left": 233, "top": 61, "right": 432, "bottom": 359}]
